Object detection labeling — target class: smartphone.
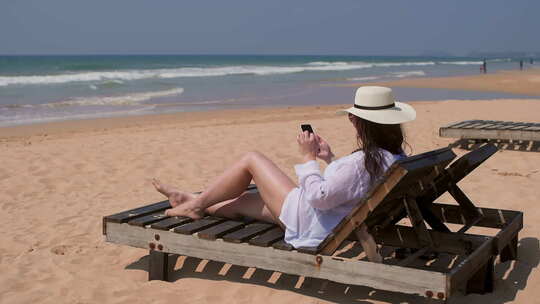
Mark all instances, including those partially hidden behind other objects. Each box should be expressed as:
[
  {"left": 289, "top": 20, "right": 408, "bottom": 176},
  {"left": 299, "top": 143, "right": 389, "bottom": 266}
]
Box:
[{"left": 301, "top": 124, "right": 314, "bottom": 133}]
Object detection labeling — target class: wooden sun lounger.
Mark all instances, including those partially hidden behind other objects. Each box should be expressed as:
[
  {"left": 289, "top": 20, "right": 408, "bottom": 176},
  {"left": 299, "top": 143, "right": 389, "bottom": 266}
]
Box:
[
  {"left": 440, "top": 119, "right": 540, "bottom": 142},
  {"left": 103, "top": 146, "right": 522, "bottom": 302}
]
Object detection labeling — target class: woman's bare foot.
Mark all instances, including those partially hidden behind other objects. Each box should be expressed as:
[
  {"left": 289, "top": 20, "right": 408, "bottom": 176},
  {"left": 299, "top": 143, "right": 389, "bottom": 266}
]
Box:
[
  {"left": 164, "top": 200, "right": 205, "bottom": 219},
  {"left": 152, "top": 178, "right": 196, "bottom": 208}
]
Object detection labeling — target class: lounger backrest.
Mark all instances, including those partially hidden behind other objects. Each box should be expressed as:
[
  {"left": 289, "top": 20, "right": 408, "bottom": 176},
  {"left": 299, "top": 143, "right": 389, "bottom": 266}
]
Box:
[
  {"left": 414, "top": 143, "right": 498, "bottom": 207},
  {"left": 446, "top": 143, "right": 497, "bottom": 183},
  {"left": 316, "top": 147, "right": 456, "bottom": 255},
  {"left": 363, "top": 144, "right": 499, "bottom": 230}
]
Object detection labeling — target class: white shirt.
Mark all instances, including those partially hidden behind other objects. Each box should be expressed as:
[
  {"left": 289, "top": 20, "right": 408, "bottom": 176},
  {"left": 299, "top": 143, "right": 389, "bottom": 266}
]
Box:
[{"left": 279, "top": 150, "right": 404, "bottom": 248}]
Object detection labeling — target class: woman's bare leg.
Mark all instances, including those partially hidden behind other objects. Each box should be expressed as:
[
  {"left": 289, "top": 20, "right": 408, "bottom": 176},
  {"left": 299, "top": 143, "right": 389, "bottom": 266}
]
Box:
[
  {"left": 206, "top": 192, "right": 279, "bottom": 224},
  {"left": 162, "top": 151, "right": 296, "bottom": 220}
]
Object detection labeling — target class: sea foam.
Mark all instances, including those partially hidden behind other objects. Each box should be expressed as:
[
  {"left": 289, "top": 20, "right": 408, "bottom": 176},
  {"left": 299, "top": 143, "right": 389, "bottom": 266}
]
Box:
[
  {"left": 391, "top": 70, "right": 426, "bottom": 78},
  {"left": 0, "top": 88, "right": 184, "bottom": 109},
  {"left": 439, "top": 61, "right": 483, "bottom": 65},
  {"left": 0, "top": 61, "right": 442, "bottom": 87},
  {"left": 44, "top": 88, "right": 185, "bottom": 107}
]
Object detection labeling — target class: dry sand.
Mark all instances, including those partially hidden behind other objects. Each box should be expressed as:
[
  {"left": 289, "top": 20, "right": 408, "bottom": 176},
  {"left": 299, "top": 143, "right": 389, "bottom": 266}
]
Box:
[{"left": 1, "top": 74, "right": 540, "bottom": 303}]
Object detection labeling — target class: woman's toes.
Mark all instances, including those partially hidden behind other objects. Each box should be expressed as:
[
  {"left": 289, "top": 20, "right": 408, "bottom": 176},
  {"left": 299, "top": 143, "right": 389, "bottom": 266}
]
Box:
[{"left": 152, "top": 178, "right": 168, "bottom": 195}]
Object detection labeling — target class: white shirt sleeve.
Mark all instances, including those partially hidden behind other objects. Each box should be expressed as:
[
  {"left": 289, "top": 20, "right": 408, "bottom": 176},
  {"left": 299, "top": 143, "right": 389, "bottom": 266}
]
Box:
[{"left": 294, "top": 158, "right": 365, "bottom": 211}]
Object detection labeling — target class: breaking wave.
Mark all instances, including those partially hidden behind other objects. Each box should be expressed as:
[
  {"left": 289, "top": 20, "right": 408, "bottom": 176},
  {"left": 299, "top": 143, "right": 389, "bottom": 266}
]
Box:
[
  {"left": 439, "top": 61, "right": 483, "bottom": 65},
  {"left": 391, "top": 70, "right": 426, "bottom": 78},
  {"left": 0, "top": 61, "right": 451, "bottom": 87},
  {"left": 0, "top": 88, "right": 184, "bottom": 109},
  {"left": 347, "top": 76, "right": 381, "bottom": 81}
]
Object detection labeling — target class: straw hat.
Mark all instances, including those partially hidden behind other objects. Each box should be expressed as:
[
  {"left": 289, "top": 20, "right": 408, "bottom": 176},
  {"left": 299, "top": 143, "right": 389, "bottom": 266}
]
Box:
[{"left": 337, "top": 86, "right": 416, "bottom": 124}]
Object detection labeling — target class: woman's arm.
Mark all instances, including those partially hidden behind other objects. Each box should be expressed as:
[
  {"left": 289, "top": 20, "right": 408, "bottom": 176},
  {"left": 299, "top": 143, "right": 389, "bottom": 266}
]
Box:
[
  {"left": 315, "top": 134, "right": 334, "bottom": 164},
  {"left": 296, "top": 131, "right": 365, "bottom": 210},
  {"left": 295, "top": 160, "right": 366, "bottom": 211}
]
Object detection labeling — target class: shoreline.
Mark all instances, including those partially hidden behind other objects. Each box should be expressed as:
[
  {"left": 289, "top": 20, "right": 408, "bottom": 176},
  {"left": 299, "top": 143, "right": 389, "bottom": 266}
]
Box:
[
  {"left": 2, "top": 67, "right": 539, "bottom": 132},
  {"left": 2, "top": 97, "right": 540, "bottom": 142},
  {"left": 0, "top": 104, "right": 347, "bottom": 140},
  {"left": 345, "top": 68, "right": 540, "bottom": 96}
]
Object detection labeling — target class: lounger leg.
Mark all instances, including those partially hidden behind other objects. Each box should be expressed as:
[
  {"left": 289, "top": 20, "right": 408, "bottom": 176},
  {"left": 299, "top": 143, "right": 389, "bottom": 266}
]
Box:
[
  {"left": 500, "top": 235, "right": 518, "bottom": 262},
  {"left": 466, "top": 256, "right": 494, "bottom": 294},
  {"left": 149, "top": 250, "right": 169, "bottom": 281},
  {"left": 355, "top": 224, "right": 382, "bottom": 263}
]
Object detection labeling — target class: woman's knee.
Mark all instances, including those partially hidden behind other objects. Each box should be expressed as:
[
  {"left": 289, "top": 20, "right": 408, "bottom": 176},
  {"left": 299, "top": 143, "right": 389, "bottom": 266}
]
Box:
[{"left": 242, "top": 150, "right": 267, "bottom": 165}]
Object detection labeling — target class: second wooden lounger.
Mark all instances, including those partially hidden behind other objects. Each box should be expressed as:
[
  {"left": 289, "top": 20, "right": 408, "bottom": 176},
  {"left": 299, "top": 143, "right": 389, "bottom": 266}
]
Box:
[{"left": 440, "top": 119, "right": 540, "bottom": 141}]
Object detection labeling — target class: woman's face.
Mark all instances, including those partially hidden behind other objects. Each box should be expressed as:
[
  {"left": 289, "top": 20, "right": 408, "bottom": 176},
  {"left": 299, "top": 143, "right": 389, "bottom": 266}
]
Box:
[{"left": 348, "top": 113, "right": 358, "bottom": 124}]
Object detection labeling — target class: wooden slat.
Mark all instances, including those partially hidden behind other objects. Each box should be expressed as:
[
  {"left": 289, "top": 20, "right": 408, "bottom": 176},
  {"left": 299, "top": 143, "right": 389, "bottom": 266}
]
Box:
[
  {"left": 106, "top": 222, "right": 447, "bottom": 297},
  {"left": 150, "top": 216, "right": 193, "bottom": 230},
  {"left": 507, "top": 123, "right": 534, "bottom": 130},
  {"left": 104, "top": 200, "right": 170, "bottom": 223},
  {"left": 456, "top": 216, "right": 483, "bottom": 234},
  {"left": 272, "top": 240, "right": 294, "bottom": 251},
  {"left": 496, "top": 122, "right": 524, "bottom": 130},
  {"left": 222, "top": 222, "right": 275, "bottom": 243},
  {"left": 128, "top": 212, "right": 168, "bottom": 227},
  {"left": 370, "top": 225, "right": 488, "bottom": 255},
  {"left": 472, "top": 121, "right": 499, "bottom": 129},
  {"left": 483, "top": 121, "right": 508, "bottom": 129},
  {"left": 198, "top": 220, "right": 251, "bottom": 240},
  {"left": 397, "top": 147, "right": 455, "bottom": 172},
  {"left": 297, "top": 246, "right": 319, "bottom": 255},
  {"left": 429, "top": 203, "right": 521, "bottom": 229},
  {"left": 173, "top": 217, "right": 227, "bottom": 235},
  {"left": 441, "top": 121, "right": 469, "bottom": 129},
  {"left": 522, "top": 125, "right": 540, "bottom": 131},
  {"left": 447, "top": 120, "right": 478, "bottom": 129},
  {"left": 462, "top": 121, "right": 491, "bottom": 129},
  {"left": 248, "top": 227, "right": 285, "bottom": 247},
  {"left": 447, "top": 144, "right": 497, "bottom": 181},
  {"left": 102, "top": 200, "right": 171, "bottom": 235}
]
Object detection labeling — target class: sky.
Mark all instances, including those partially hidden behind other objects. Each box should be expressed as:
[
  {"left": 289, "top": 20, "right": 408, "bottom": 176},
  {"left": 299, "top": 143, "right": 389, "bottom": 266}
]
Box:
[{"left": 1, "top": 0, "right": 538, "bottom": 55}]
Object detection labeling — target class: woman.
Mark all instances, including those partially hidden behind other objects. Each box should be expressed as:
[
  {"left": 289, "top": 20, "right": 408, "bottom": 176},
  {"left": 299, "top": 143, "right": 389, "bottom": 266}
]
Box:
[{"left": 153, "top": 86, "right": 416, "bottom": 248}]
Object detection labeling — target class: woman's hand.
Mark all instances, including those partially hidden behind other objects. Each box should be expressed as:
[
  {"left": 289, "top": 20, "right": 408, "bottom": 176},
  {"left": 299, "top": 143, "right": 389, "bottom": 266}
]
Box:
[
  {"left": 316, "top": 134, "right": 335, "bottom": 164},
  {"left": 297, "top": 131, "right": 319, "bottom": 163}
]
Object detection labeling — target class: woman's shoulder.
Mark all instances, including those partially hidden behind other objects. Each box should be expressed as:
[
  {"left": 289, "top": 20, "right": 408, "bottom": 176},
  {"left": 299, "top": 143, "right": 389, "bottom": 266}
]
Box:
[
  {"left": 336, "top": 150, "right": 365, "bottom": 164},
  {"left": 331, "top": 149, "right": 403, "bottom": 168}
]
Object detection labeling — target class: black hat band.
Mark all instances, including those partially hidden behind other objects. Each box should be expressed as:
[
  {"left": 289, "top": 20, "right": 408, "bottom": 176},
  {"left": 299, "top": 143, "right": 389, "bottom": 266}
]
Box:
[{"left": 354, "top": 103, "right": 395, "bottom": 110}]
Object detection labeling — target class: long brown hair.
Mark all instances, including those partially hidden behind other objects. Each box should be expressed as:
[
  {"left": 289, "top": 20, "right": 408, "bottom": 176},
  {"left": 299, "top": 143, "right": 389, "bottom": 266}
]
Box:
[{"left": 349, "top": 114, "right": 406, "bottom": 185}]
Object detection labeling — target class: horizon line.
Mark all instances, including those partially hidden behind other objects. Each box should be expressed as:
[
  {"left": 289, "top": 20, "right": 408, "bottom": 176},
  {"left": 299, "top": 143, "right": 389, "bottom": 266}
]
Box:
[{"left": 0, "top": 53, "right": 537, "bottom": 58}]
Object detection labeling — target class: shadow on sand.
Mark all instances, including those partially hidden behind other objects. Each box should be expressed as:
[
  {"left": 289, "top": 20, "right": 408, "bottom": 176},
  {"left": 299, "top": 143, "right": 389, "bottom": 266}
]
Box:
[{"left": 125, "top": 237, "right": 539, "bottom": 304}]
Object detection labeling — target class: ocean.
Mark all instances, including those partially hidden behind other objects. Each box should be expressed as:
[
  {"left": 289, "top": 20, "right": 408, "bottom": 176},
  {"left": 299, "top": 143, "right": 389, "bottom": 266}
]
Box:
[{"left": 0, "top": 55, "right": 528, "bottom": 126}]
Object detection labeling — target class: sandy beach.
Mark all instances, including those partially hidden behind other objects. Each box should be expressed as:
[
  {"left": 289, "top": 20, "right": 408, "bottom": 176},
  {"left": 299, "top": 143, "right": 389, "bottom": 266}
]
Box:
[{"left": 1, "top": 70, "right": 540, "bottom": 304}]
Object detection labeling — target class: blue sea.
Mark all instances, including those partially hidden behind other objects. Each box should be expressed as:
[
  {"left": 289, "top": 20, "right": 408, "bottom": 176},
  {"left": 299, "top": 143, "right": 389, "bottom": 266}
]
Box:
[{"left": 0, "top": 55, "right": 530, "bottom": 126}]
